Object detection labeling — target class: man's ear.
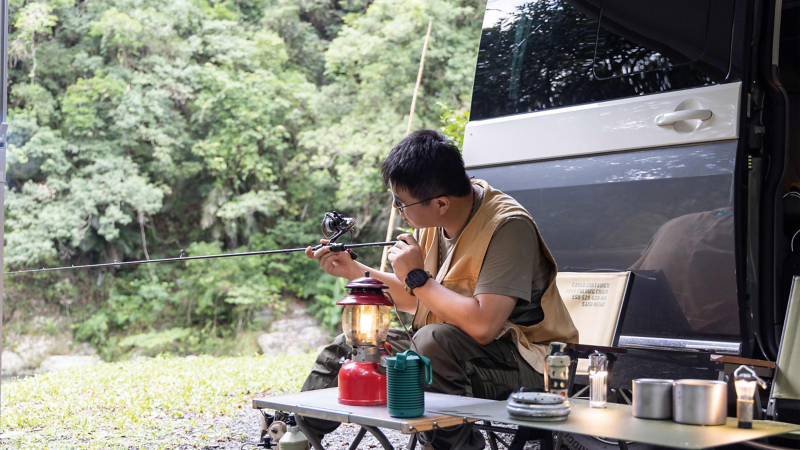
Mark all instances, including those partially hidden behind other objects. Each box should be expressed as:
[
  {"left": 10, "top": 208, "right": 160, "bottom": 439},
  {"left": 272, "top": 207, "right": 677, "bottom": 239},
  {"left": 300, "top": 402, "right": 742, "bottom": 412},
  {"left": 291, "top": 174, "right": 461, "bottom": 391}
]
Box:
[{"left": 434, "top": 197, "right": 450, "bottom": 216}]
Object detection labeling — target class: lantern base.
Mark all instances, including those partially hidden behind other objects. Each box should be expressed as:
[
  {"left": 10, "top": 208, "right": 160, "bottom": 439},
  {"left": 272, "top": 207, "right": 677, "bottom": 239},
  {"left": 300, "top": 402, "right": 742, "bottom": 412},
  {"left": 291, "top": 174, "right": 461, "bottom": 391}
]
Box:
[{"left": 338, "top": 360, "right": 387, "bottom": 406}]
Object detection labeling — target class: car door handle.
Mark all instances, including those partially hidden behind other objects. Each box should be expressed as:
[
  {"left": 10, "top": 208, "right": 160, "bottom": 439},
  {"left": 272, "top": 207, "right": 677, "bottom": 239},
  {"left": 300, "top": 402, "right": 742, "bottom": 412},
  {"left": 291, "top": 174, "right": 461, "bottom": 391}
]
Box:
[{"left": 655, "top": 109, "right": 713, "bottom": 126}]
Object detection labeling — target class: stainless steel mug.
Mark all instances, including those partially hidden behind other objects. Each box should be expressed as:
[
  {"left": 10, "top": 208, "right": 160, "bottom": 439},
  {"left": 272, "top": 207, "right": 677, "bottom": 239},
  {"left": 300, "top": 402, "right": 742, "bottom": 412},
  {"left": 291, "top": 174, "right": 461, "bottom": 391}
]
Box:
[
  {"left": 632, "top": 379, "right": 673, "bottom": 419},
  {"left": 673, "top": 379, "right": 728, "bottom": 426}
]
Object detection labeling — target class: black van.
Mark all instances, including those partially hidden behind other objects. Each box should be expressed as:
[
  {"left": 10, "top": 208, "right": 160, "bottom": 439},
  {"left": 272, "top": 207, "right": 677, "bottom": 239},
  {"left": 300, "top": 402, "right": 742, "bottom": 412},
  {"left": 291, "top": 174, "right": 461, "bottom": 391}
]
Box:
[{"left": 464, "top": 0, "right": 799, "bottom": 427}]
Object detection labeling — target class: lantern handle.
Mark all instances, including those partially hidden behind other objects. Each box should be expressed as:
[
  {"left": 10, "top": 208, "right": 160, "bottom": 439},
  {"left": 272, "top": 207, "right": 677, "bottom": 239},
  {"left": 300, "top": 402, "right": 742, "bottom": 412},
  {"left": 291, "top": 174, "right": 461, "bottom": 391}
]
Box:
[
  {"left": 734, "top": 365, "right": 767, "bottom": 389},
  {"left": 384, "top": 291, "right": 418, "bottom": 355},
  {"left": 588, "top": 350, "right": 607, "bottom": 376}
]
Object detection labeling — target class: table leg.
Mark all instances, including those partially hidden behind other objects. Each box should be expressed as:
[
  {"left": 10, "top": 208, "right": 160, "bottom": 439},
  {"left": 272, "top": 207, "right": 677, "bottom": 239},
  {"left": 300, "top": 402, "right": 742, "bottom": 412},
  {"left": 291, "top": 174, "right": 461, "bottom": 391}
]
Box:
[
  {"left": 361, "top": 424, "right": 395, "bottom": 450},
  {"left": 617, "top": 439, "right": 629, "bottom": 450},
  {"left": 348, "top": 427, "right": 368, "bottom": 450},
  {"left": 295, "top": 414, "right": 326, "bottom": 450},
  {"left": 553, "top": 431, "right": 563, "bottom": 450},
  {"left": 484, "top": 421, "right": 499, "bottom": 450},
  {"left": 406, "top": 432, "right": 418, "bottom": 450}
]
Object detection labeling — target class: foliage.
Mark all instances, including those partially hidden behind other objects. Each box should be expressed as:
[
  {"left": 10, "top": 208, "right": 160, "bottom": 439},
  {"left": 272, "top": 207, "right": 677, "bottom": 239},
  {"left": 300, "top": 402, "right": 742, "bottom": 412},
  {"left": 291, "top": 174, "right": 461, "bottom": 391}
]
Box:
[
  {"left": 438, "top": 102, "right": 469, "bottom": 149},
  {"left": 0, "top": 353, "right": 316, "bottom": 449},
  {"left": 3, "top": 0, "right": 482, "bottom": 353},
  {"left": 306, "top": 273, "right": 346, "bottom": 334}
]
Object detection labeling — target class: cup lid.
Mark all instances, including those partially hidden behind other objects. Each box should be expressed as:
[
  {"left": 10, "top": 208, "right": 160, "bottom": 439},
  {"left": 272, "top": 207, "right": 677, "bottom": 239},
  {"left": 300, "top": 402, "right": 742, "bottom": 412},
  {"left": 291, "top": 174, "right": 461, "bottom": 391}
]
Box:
[{"left": 386, "top": 354, "right": 422, "bottom": 368}]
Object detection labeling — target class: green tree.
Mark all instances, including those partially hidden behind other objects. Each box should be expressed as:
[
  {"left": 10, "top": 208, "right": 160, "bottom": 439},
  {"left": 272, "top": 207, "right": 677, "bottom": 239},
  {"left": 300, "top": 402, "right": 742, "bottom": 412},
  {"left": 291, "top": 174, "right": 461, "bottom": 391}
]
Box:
[{"left": 3, "top": 0, "right": 483, "bottom": 356}]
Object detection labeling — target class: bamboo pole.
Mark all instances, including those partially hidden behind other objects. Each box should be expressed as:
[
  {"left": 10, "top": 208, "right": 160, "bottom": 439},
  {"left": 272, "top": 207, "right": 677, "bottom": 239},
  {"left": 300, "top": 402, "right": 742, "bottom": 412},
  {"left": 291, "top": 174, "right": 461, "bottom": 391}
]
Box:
[{"left": 380, "top": 20, "right": 432, "bottom": 272}]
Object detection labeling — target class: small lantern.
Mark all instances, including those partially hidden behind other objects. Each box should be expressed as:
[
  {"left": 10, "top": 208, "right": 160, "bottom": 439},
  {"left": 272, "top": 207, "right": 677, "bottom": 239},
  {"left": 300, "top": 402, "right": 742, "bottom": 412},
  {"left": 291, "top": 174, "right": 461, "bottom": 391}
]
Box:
[
  {"left": 734, "top": 365, "right": 767, "bottom": 429},
  {"left": 544, "top": 342, "right": 570, "bottom": 397},
  {"left": 588, "top": 351, "right": 608, "bottom": 408},
  {"left": 337, "top": 272, "right": 393, "bottom": 406}
]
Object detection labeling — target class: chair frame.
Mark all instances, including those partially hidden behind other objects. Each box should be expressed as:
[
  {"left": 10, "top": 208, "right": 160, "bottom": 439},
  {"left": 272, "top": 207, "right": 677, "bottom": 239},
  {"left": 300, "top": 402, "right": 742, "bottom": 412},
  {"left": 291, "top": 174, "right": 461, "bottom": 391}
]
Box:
[
  {"left": 767, "top": 276, "right": 800, "bottom": 420},
  {"left": 470, "top": 272, "right": 636, "bottom": 450}
]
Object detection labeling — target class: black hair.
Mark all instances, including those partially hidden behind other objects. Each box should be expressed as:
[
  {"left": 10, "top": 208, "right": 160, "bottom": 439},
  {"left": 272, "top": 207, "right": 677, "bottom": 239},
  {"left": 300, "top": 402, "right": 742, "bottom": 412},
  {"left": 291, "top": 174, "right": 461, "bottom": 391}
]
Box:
[{"left": 381, "top": 129, "right": 472, "bottom": 202}]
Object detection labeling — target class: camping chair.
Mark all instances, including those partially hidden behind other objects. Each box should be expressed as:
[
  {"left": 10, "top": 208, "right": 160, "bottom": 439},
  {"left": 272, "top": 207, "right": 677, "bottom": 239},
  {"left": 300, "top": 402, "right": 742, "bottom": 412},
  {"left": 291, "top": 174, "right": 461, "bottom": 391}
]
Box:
[
  {"left": 477, "top": 271, "right": 634, "bottom": 450},
  {"left": 767, "top": 275, "right": 800, "bottom": 421},
  {"left": 556, "top": 271, "right": 633, "bottom": 399}
]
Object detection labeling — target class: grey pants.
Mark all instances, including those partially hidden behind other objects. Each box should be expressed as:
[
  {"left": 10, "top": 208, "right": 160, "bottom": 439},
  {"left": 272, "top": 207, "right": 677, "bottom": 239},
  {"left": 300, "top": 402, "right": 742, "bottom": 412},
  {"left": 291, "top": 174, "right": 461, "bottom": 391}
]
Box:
[{"left": 300, "top": 323, "right": 544, "bottom": 450}]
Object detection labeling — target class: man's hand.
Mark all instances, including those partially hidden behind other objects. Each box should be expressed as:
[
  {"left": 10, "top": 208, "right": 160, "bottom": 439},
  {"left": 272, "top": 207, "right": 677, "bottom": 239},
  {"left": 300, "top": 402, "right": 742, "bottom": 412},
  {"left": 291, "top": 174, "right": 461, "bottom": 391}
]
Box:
[
  {"left": 387, "top": 234, "right": 425, "bottom": 284},
  {"left": 305, "top": 239, "right": 359, "bottom": 280}
]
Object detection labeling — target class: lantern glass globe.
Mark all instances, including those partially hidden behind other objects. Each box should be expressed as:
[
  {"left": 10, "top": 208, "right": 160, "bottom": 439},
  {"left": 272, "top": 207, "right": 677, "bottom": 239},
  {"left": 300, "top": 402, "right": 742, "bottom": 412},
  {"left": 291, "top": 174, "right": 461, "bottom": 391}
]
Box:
[{"left": 342, "top": 305, "right": 391, "bottom": 346}]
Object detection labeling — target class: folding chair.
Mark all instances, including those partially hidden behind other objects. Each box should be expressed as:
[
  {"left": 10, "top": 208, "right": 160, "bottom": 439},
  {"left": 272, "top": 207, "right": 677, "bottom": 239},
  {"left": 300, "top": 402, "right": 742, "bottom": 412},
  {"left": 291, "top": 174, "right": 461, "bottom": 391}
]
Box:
[
  {"left": 556, "top": 271, "right": 633, "bottom": 398},
  {"left": 767, "top": 275, "right": 800, "bottom": 421},
  {"left": 485, "top": 271, "right": 634, "bottom": 450}
]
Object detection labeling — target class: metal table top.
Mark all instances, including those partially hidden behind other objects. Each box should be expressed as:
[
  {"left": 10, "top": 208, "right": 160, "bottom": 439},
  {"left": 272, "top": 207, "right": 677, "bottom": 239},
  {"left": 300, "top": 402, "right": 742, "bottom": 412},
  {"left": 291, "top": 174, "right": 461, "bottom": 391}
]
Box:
[
  {"left": 252, "top": 388, "right": 495, "bottom": 433},
  {"left": 430, "top": 398, "right": 800, "bottom": 449}
]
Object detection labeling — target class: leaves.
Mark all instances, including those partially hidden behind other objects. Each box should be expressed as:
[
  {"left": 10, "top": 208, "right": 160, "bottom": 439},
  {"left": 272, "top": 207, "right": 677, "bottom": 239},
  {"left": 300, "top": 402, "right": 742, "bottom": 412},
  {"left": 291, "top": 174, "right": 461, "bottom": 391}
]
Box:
[{"left": 4, "top": 0, "right": 482, "bottom": 355}]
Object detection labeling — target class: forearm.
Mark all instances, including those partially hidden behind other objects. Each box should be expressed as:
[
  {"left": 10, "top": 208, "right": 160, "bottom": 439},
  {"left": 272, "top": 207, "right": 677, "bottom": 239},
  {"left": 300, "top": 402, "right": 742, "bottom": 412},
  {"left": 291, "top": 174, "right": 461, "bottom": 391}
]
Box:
[
  {"left": 413, "top": 281, "right": 496, "bottom": 345},
  {"left": 350, "top": 261, "right": 418, "bottom": 313}
]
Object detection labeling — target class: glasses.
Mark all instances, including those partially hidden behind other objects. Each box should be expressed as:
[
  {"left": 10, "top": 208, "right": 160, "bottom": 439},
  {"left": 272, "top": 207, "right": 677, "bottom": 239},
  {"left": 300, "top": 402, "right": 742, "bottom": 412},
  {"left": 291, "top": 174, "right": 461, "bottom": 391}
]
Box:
[{"left": 392, "top": 193, "right": 442, "bottom": 212}]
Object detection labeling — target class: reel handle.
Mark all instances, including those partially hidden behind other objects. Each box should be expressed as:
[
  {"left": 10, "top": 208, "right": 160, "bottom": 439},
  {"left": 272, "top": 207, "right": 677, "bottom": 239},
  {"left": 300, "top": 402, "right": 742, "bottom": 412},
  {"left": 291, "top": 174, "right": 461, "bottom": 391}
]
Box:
[{"left": 311, "top": 243, "right": 358, "bottom": 260}]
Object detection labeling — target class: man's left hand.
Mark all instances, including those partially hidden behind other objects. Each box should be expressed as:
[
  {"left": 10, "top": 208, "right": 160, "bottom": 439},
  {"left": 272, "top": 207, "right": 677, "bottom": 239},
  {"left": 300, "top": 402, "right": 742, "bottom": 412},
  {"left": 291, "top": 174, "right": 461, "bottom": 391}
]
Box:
[{"left": 387, "top": 234, "right": 425, "bottom": 284}]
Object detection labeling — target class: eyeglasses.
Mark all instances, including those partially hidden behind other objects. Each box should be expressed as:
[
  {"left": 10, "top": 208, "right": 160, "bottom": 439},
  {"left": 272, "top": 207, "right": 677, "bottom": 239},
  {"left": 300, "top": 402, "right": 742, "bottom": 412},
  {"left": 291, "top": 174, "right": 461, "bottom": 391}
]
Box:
[{"left": 392, "top": 193, "right": 442, "bottom": 212}]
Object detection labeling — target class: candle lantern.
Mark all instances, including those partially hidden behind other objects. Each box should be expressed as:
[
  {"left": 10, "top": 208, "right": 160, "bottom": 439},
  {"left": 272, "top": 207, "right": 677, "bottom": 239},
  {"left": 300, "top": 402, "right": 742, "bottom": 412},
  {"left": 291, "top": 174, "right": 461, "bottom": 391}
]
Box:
[
  {"left": 337, "top": 272, "right": 393, "bottom": 405},
  {"left": 588, "top": 351, "right": 609, "bottom": 408},
  {"left": 734, "top": 365, "right": 767, "bottom": 429}
]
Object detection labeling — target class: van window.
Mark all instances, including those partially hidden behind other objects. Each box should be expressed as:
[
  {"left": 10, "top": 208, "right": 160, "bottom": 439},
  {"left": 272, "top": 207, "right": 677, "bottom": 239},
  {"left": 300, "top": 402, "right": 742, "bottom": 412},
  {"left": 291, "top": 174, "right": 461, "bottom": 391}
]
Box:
[
  {"left": 471, "top": 0, "right": 736, "bottom": 121},
  {"left": 468, "top": 141, "right": 741, "bottom": 340},
  {"left": 593, "top": 0, "right": 711, "bottom": 79}
]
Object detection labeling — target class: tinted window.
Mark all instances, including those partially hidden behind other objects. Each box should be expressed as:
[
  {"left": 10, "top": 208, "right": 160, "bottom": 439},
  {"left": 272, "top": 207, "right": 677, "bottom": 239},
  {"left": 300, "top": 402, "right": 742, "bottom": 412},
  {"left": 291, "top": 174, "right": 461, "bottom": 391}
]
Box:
[
  {"left": 468, "top": 141, "right": 740, "bottom": 341},
  {"left": 471, "top": 0, "right": 736, "bottom": 121},
  {"left": 593, "top": 0, "right": 711, "bottom": 79}
]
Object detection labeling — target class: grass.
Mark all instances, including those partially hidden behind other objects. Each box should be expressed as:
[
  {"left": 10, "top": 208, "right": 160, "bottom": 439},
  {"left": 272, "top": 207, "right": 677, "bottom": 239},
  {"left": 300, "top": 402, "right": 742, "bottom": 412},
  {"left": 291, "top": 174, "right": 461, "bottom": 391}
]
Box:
[{"left": 0, "top": 353, "right": 316, "bottom": 449}]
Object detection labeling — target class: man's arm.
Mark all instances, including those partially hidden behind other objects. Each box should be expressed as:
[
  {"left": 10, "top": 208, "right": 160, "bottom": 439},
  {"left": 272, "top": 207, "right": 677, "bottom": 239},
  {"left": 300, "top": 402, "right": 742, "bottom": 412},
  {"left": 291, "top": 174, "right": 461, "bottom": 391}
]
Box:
[
  {"left": 388, "top": 234, "right": 517, "bottom": 344},
  {"left": 413, "top": 281, "right": 517, "bottom": 345}
]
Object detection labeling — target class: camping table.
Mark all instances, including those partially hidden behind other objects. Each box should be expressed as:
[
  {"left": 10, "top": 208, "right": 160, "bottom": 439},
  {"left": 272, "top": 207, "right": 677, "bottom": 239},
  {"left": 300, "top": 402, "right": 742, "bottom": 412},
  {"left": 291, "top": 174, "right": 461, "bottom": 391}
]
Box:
[
  {"left": 430, "top": 398, "right": 800, "bottom": 449},
  {"left": 252, "top": 388, "right": 496, "bottom": 450}
]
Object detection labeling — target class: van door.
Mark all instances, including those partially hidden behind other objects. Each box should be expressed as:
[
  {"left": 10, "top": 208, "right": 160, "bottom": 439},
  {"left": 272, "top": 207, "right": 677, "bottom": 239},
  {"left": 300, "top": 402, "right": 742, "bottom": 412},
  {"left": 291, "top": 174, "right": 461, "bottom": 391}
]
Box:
[{"left": 464, "top": 0, "right": 752, "bottom": 357}]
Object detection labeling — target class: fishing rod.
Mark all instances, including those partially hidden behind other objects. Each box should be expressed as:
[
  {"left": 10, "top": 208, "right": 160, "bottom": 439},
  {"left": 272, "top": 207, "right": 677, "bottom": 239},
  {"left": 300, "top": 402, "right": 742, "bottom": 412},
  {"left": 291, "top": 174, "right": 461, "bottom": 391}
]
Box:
[{"left": 3, "top": 211, "right": 399, "bottom": 275}]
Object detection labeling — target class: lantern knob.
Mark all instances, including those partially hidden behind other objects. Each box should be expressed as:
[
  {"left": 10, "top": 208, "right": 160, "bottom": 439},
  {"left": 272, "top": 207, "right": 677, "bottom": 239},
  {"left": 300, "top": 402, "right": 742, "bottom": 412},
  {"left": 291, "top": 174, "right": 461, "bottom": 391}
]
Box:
[{"left": 339, "top": 273, "right": 393, "bottom": 306}]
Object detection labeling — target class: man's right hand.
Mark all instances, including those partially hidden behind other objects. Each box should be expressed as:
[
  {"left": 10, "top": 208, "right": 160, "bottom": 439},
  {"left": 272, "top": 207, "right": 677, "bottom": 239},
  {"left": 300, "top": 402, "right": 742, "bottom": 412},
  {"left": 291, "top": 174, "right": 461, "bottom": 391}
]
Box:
[{"left": 305, "top": 239, "right": 359, "bottom": 280}]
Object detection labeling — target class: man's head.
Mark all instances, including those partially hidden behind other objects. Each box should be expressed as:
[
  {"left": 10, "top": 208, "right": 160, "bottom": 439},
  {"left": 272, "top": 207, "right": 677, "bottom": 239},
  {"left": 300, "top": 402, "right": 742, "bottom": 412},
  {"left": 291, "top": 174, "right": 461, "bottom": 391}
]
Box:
[{"left": 381, "top": 129, "right": 472, "bottom": 229}]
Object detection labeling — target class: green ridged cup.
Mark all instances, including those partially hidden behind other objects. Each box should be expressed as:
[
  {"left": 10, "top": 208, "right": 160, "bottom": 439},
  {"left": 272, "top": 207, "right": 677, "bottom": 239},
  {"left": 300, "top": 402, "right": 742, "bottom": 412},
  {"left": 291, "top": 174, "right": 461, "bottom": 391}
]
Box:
[{"left": 386, "top": 350, "right": 432, "bottom": 418}]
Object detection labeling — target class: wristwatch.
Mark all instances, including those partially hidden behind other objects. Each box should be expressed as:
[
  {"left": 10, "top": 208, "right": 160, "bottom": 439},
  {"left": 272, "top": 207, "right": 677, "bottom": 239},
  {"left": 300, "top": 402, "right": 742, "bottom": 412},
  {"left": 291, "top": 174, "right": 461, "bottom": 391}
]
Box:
[{"left": 404, "top": 269, "right": 432, "bottom": 296}]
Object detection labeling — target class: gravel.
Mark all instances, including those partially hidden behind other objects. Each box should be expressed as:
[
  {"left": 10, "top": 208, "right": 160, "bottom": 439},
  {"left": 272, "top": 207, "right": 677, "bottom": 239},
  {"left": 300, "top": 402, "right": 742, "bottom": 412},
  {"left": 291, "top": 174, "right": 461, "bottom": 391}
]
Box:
[{"left": 212, "top": 406, "right": 540, "bottom": 450}]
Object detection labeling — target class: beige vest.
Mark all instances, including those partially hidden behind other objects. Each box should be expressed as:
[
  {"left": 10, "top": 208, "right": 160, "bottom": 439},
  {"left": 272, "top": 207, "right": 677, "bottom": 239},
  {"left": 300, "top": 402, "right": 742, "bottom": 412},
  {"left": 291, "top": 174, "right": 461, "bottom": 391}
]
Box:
[{"left": 411, "top": 180, "right": 579, "bottom": 373}]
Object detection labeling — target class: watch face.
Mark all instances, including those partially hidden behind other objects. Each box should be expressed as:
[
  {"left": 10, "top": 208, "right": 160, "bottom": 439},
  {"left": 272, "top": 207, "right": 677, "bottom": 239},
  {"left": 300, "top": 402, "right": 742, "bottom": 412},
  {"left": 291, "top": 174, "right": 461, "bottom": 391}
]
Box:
[{"left": 408, "top": 269, "right": 428, "bottom": 288}]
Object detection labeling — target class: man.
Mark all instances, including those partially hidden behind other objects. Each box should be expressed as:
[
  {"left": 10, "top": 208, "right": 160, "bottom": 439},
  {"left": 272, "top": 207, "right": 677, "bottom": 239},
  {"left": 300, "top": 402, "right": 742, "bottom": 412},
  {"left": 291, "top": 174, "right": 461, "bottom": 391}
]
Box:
[{"left": 300, "top": 129, "right": 578, "bottom": 449}]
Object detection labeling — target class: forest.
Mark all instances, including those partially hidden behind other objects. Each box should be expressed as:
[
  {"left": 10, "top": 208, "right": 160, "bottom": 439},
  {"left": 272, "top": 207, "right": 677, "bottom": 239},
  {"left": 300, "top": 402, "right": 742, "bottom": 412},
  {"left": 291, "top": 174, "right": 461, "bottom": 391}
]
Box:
[{"left": 3, "top": 0, "right": 479, "bottom": 360}]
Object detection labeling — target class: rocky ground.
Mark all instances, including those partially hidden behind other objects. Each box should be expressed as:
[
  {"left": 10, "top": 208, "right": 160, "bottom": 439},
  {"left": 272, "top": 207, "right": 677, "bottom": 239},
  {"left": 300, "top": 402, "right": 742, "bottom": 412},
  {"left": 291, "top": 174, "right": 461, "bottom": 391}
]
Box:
[
  {"left": 256, "top": 302, "right": 333, "bottom": 358},
  {"left": 2, "top": 315, "right": 102, "bottom": 378},
  {"left": 2, "top": 300, "right": 331, "bottom": 379}
]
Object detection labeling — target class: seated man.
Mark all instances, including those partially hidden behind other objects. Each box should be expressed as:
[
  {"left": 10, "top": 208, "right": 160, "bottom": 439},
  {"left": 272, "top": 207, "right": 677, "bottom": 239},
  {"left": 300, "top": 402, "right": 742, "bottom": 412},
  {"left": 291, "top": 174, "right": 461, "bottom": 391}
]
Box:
[{"left": 301, "top": 129, "right": 578, "bottom": 449}]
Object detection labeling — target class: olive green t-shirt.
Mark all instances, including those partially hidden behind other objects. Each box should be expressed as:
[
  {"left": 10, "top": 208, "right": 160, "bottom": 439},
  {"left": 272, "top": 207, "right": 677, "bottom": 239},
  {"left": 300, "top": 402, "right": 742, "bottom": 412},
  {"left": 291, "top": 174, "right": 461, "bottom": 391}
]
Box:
[{"left": 437, "top": 185, "right": 549, "bottom": 326}]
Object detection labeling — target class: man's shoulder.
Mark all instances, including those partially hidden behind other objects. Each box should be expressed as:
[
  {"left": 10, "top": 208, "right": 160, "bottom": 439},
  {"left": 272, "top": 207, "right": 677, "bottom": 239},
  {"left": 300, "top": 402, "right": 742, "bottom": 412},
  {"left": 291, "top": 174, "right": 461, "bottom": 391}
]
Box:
[{"left": 488, "top": 216, "right": 539, "bottom": 249}]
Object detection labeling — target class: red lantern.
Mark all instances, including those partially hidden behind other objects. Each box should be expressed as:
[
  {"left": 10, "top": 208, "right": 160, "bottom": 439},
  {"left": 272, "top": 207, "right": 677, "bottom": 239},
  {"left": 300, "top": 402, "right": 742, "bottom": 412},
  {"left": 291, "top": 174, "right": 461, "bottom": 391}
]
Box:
[{"left": 337, "top": 273, "right": 393, "bottom": 406}]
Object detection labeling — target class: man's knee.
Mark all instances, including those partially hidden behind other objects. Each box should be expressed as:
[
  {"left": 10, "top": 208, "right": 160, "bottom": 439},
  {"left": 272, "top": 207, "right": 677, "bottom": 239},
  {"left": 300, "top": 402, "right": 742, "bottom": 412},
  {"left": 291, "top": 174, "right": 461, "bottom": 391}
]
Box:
[{"left": 413, "top": 323, "right": 465, "bottom": 355}]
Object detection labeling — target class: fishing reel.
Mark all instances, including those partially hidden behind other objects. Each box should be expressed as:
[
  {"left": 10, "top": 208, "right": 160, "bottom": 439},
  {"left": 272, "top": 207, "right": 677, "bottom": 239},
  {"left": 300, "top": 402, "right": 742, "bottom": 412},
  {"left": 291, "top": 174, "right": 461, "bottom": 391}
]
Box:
[
  {"left": 321, "top": 211, "right": 356, "bottom": 242},
  {"left": 314, "top": 211, "right": 359, "bottom": 260}
]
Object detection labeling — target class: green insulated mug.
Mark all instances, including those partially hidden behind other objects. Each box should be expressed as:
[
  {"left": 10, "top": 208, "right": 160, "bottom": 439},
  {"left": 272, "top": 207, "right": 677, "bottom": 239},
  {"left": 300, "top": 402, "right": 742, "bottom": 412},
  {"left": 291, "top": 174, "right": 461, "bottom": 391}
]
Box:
[{"left": 386, "top": 350, "right": 432, "bottom": 418}]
